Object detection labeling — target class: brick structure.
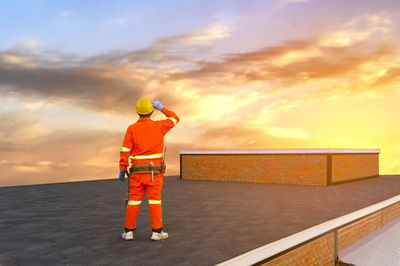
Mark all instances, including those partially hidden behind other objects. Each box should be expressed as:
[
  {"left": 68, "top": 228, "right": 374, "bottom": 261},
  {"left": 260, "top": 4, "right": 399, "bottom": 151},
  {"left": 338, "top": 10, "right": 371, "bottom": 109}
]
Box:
[
  {"left": 331, "top": 154, "right": 380, "bottom": 183},
  {"left": 251, "top": 201, "right": 400, "bottom": 265},
  {"left": 382, "top": 202, "right": 400, "bottom": 225},
  {"left": 181, "top": 149, "right": 380, "bottom": 186},
  {"left": 338, "top": 211, "right": 381, "bottom": 251},
  {"left": 263, "top": 233, "right": 335, "bottom": 265},
  {"left": 338, "top": 201, "right": 400, "bottom": 252}
]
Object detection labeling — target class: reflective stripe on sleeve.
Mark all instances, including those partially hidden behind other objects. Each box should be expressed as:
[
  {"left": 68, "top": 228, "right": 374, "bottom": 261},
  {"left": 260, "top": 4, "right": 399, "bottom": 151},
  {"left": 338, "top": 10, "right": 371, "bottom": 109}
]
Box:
[
  {"left": 121, "top": 146, "right": 131, "bottom": 152},
  {"left": 128, "top": 200, "right": 142, "bottom": 206},
  {"left": 168, "top": 117, "right": 178, "bottom": 126},
  {"left": 129, "top": 153, "right": 163, "bottom": 160},
  {"left": 148, "top": 200, "right": 162, "bottom": 205}
]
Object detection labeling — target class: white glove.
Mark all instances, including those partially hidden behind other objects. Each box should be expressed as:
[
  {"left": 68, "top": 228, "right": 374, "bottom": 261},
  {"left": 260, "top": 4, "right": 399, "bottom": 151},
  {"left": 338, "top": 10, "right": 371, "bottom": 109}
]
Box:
[{"left": 152, "top": 100, "right": 164, "bottom": 111}]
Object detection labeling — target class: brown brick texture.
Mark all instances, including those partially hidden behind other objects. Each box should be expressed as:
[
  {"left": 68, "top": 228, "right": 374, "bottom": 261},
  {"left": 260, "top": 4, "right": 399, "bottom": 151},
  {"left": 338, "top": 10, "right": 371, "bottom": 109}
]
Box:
[
  {"left": 262, "top": 233, "right": 335, "bottom": 266},
  {"left": 257, "top": 202, "right": 400, "bottom": 264},
  {"left": 181, "top": 153, "right": 379, "bottom": 186},
  {"left": 338, "top": 211, "right": 381, "bottom": 251},
  {"left": 382, "top": 202, "right": 400, "bottom": 225},
  {"left": 338, "top": 202, "right": 400, "bottom": 251},
  {"left": 181, "top": 154, "right": 327, "bottom": 185},
  {"left": 331, "top": 154, "right": 379, "bottom": 183}
]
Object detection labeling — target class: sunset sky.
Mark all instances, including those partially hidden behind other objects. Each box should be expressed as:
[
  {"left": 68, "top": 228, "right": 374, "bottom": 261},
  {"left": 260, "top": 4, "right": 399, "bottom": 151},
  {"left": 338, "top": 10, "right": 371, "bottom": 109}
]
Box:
[{"left": 1, "top": 0, "right": 399, "bottom": 187}]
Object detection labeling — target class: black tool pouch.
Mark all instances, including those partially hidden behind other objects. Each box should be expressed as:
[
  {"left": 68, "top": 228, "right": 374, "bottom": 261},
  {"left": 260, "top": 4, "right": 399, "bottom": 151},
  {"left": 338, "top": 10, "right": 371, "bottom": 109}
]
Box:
[{"left": 161, "top": 162, "right": 166, "bottom": 174}]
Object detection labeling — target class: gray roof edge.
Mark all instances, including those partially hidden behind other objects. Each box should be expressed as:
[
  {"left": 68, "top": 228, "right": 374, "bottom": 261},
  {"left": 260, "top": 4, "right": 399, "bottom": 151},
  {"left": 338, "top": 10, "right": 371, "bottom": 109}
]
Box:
[{"left": 180, "top": 149, "right": 381, "bottom": 155}]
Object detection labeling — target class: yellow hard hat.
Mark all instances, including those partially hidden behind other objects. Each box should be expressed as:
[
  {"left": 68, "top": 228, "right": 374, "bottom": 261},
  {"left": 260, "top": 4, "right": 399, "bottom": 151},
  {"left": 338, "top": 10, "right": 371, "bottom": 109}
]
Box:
[{"left": 135, "top": 97, "right": 154, "bottom": 115}]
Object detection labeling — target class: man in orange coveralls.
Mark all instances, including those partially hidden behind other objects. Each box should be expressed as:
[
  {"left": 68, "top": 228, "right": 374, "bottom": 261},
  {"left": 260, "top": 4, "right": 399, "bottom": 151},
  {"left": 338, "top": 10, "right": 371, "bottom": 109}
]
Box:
[{"left": 118, "top": 97, "right": 179, "bottom": 241}]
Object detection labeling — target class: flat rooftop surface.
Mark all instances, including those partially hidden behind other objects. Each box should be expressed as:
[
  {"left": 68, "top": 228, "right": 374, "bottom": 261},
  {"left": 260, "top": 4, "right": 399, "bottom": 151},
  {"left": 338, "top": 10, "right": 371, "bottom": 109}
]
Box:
[{"left": 1, "top": 175, "right": 400, "bottom": 265}]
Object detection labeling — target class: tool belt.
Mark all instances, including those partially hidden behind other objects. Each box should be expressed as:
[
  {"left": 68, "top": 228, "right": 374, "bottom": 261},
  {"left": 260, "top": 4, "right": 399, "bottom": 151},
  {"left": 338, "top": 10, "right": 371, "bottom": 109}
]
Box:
[{"left": 129, "top": 163, "right": 165, "bottom": 175}]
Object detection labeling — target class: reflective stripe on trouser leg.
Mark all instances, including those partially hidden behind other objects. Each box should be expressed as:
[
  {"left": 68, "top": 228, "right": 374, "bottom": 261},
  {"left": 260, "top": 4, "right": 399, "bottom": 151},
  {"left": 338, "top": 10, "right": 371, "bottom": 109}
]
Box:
[
  {"left": 125, "top": 174, "right": 146, "bottom": 230},
  {"left": 128, "top": 201, "right": 142, "bottom": 205}
]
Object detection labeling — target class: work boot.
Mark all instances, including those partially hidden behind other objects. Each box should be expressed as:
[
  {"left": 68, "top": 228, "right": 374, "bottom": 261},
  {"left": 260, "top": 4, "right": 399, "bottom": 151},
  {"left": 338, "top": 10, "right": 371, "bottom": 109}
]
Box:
[
  {"left": 122, "top": 231, "right": 134, "bottom": 241},
  {"left": 151, "top": 230, "right": 169, "bottom": 241}
]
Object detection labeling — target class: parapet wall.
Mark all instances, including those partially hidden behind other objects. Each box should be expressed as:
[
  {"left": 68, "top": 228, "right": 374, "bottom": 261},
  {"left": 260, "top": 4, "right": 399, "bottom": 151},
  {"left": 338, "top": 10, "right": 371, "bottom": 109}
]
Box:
[
  {"left": 263, "top": 203, "right": 400, "bottom": 265},
  {"left": 218, "top": 195, "right": 400, "bottom": 266},
  {"left": 331, "top": 153, "right": 379, "bottom": 183},
  {"left": 180, "top": 149, "right": 380, "bottom": 186}
]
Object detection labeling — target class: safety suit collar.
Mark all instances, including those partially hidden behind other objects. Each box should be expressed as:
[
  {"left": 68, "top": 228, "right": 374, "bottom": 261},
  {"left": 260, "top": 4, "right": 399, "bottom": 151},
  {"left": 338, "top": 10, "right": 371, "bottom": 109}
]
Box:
[{"left": 138, "top": 117, "right": 152, "bottom": 122}]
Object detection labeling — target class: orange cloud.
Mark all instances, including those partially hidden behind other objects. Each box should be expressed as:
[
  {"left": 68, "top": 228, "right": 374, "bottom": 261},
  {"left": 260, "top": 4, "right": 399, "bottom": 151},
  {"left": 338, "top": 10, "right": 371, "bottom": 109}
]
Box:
[{"left": 1, "top": 15, "right": 400, "bottom": 187}]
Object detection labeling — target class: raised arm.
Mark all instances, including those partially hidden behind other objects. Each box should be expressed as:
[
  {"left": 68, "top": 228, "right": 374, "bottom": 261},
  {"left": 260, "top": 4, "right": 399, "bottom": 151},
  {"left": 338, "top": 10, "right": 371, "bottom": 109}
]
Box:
[{"left": 152, "top": 100, "right": 180, "bottom": 132}]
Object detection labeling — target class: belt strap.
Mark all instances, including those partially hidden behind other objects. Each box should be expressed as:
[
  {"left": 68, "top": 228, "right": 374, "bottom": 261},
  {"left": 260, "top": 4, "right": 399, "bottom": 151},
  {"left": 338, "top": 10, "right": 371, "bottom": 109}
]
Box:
[{"left": 130, "top": 163, "right": 162, "bottom": 174}]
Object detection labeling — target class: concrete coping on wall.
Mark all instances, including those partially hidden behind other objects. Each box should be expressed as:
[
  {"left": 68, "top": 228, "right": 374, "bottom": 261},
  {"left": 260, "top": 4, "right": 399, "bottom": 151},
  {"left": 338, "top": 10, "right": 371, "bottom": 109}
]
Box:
[
  {"left": 180, "top": 149, "right": 381, "bottom": 155},
  {"left": 216, "top": 193, "right": 400, "bottom": 266}
]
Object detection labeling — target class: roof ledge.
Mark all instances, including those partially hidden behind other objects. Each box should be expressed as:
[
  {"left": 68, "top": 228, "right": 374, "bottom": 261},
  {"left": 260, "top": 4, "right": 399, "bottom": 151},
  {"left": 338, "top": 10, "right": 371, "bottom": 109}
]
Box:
[{"left": 180, "top": 149, "right": 381, "bottom": 155}]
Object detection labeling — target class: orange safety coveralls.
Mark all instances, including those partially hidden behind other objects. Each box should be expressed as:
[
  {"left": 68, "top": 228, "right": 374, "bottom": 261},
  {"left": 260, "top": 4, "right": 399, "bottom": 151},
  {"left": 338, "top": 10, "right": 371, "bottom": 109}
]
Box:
[{"left": 119, "top": 108, "right": 179, "bottom": 231}]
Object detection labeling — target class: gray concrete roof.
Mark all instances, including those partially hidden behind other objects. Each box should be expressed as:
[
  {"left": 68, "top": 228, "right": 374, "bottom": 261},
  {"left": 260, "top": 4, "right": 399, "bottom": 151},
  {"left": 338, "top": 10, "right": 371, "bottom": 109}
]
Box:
[
  {"left": 339, "top": 217, "right": 400, "bottom": 266},
  {"left": 1, "top": 175, "right": 400, "bottom": 265}
]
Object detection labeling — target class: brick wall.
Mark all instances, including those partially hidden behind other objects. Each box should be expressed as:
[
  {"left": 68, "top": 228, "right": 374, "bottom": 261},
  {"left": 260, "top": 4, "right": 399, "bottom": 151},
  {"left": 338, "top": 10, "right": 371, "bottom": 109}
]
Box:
[
  {"left": 337, "top": 211, "right": 381, "bottom": 251},
  {"left": 382, "top": 202, "right": 400, "bottom": 225},
  {"left": 337, "top": 202, "right": 400, "bottom": 252},
  {"left": 181, "top": 154, "right": 327, "bottom": 186},
  {"left": 331, "top": 154, "right": 379, "bottom": 183},
  {"left": 257, "top": 201, "right": 400, "bottom": 265},
  {"left": 181, "top": 151, "right": 380, "bottom": 186},
  {"left": 262, "top": 233, "right": 335, "bottom": 266}
]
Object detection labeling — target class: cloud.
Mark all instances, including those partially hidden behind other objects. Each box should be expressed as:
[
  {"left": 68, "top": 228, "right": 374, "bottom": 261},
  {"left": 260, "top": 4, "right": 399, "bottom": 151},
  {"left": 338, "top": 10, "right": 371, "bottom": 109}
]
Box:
[
  {"left": 58, "top": 11, "right": 71, "bottom": 17},
  {"left": 0, "top": 125, "right": 122, "bottom": 186},
  {"left": 12, "top": 161, "right": 64, "bottom": 173},
  {"left": 102, "top": 18, "right": 129, "bottom": 26},
  {"left": 1, "top": 14, "right": 397, "bottom": 118},
  {"left": 0, "top": 54, "right": 146, "bottom": 115},
  {"left": 170, "top": 39, "right": 397, "bottom": 100},
  {"left": 0, "top": 111, "right": 50, "bottom": 141},
  {"left": 2, "top": 16, "right": 398, "bottom": 122},
  {"left": 195, "top": 123, "right": 309, "bottom": 149},
  {"left": 1, "top": 15, "right": 400, "bottom": 186},
  {"left": 1, "top": 16, "right": 397, "bottom": 125},
  {"left": 267, "top": 127, "right": 309, "bottom": 140},
  {"left": 0, "top": 21, "right": 237, "bottom": 117},
  {"left": 2, "top": 15, "right": 395, "bottom": 121},
  {"left": 0, "top": 53, "right": 36, "bottom": 68},
  {"left": 285, "top": 0, "right": 312, "bottom": 2},
  {"left": 165, "top": 14, "right": 396, "bottom": 102},
  {"left": 370, "top": 66, "right": 400, "bottom": 88},
  {"left": 184, "top": 23, "right": 232, "bottom": 43},
  {"left": 199, "top": 125, "right": 270, "bottom": 148},
  {"left": 14, "top": 38, "right": 43, "bottom": 53},
  {"left": 0, "top": 120, "right": 188, "bottom": 186},
  {"left": 87, "top": 22, "right": 234, "bottom": 71},
  {"left": 321, "top": 14, "right": 392, "bottom": 48},
  {"left": 0, "top": 108, "right": 184, "bottom": 186}
]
